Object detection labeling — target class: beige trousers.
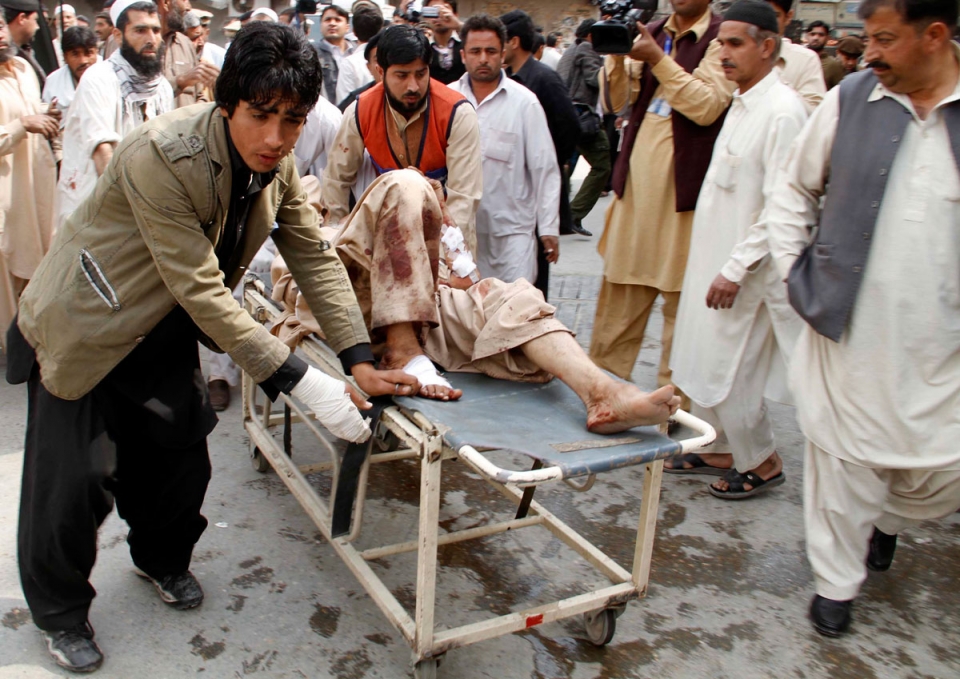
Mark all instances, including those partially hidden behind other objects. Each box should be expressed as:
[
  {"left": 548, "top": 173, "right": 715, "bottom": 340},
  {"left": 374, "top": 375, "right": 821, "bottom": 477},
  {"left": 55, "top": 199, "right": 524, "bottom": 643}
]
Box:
[
  {"left": 589, "top": 280, "right": 689, "bottom": 410},
  {"left": 692, "top": 306, "right": 777, "bottom": 473},
  {"left": 273, "top": 170, "right": 569, "bottom": 382},
  {"left": 804, "top": 440, "right": 960, "bottom": 601}
]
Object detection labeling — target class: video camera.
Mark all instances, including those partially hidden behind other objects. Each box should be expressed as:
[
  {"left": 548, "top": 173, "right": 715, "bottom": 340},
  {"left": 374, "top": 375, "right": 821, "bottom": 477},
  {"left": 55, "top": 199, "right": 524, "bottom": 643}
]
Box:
[
  {"left": 402, "top": 0, "right": 440, "bottom": 23},
  {"left": 590, "top": 0, "right": 659, "bottom": 54}
]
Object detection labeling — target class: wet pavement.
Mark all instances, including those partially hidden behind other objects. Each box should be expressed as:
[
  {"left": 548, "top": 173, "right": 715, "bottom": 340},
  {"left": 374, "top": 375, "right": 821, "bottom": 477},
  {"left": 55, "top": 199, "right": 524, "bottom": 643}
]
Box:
[{"left": 1, "top": 195, "right": 959, "bottom": 678}]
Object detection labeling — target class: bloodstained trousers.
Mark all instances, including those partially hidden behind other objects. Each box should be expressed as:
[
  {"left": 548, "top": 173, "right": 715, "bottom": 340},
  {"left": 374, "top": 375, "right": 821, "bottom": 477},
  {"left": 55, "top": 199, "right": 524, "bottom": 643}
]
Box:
[{"left": 12, "top": 311, "right": 213, "bottom": 632}]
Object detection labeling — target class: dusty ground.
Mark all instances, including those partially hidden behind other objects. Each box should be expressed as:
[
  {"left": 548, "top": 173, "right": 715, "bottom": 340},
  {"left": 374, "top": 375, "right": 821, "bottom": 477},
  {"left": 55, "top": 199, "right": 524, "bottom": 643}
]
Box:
[{"left": 1, "top": 194, "right": 958, "bottom": 679}]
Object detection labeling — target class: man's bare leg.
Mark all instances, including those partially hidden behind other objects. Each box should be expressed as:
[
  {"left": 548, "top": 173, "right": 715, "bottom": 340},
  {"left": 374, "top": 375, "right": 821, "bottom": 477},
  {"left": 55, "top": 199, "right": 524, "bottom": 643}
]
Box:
[
  {"left": 519, "top": 331, "right": 680, "bottom": 433},
  {"left": 380, "top": 322, "right": 462, "bottom": 401}
]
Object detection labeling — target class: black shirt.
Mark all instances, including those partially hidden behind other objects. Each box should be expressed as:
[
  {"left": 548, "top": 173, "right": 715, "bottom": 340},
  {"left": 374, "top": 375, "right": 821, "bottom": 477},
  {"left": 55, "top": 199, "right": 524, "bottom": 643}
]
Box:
[
  {"left": 429, "top": 36, "right": 466, "bottom": 85},
  {"left": 508, "top": 55, "right": 581, "bottom": 162}
]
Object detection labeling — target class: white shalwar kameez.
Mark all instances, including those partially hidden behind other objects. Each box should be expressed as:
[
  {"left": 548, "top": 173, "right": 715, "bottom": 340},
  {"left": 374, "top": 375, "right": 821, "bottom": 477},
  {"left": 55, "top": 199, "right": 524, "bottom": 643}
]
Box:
[
  {"left": 294, "top": 95, "right": 343, "bottom": 178},
  {"left": 42, "top": 58, "right": 100, "bottom": 125},
  {"left": 767, "top": 72, "right": 960, "bottom": 601},
  {"left": 56, "top": 59, "right": 173, "bottom": 225},
  {"left": 672, "top": 71, "right": 807, "bottom": 473},
  {"left": 451, "top": 71, "right": 560, "bottom": 284}
]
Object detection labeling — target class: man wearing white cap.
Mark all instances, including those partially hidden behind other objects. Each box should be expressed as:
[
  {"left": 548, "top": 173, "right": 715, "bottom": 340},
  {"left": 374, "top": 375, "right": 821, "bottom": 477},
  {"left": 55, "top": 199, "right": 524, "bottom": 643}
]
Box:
[
  {"left": 56, "top": 0, "right": 173, "bottom": 224},
  {"left": 51, "top": 3, "right": 77, "bottom": 65}
]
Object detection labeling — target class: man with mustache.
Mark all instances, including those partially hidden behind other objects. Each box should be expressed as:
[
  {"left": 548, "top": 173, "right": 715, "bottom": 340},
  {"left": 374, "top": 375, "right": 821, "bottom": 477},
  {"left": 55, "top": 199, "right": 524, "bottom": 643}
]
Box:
[
  {"left": 670, "top": 0, "right": 807, "bottom": 498},
  {"left": 158, "top": 0, "right": 216, "bottom": 107},
  {"left": 9, "top": 22, "right": 410, "bottom": 672},
  {"left": 0, "top": 0, "right": 46, "bottom": 87},
  {"left": 41, "top": 25, "right": 99, "bottom": 125},
  {"left": 56, "top": 0, "right": 174, "bottom": 225},
  {"left": 0, "top": 11, "right": 59, "bottom": 350},
  {"left": 450, "top": 14, "right": 560, "bottom": 286},
  {"left": 768, "top": 0, "right": 960, "bottom": 637}
]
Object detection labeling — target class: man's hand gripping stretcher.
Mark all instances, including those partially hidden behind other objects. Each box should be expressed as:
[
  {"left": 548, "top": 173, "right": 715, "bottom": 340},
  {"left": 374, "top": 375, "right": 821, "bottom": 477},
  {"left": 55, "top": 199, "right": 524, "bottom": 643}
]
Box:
[{"left": 272, "top": 170, "right": 681, "bottom": 441}]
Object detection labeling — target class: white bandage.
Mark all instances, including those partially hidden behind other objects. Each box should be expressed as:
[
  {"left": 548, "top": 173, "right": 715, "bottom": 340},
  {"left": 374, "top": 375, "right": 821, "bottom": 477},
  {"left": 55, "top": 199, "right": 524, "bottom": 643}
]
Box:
[
  {"left": 291, "top": 366, "right": 371, "bottom": 443},
  {"left": 440, "top": 224, "right": 478, "bottom": 280}
]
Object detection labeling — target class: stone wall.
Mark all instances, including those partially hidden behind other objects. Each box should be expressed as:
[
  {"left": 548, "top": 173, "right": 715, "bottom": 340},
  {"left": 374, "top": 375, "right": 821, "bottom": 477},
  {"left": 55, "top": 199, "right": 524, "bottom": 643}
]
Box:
[{"left": 457, "top": 0, "right": 599, "bottom": 48}]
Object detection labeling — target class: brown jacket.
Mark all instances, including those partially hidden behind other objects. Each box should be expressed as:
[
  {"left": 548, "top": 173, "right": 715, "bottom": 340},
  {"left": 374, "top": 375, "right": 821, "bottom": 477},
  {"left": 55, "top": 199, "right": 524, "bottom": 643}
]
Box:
[
  {"left": 164, "top": 31, "right": 208, "bottom": 108},
  {"left": 18, "top": 104, "right": 370, "bottom": 399}
]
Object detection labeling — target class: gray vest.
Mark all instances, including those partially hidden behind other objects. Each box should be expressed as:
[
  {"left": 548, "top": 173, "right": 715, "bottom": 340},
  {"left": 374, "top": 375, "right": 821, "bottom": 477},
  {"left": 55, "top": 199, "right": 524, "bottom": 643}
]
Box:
[{"left": 787, "top": 70, "right": 960, "bottom": 341}]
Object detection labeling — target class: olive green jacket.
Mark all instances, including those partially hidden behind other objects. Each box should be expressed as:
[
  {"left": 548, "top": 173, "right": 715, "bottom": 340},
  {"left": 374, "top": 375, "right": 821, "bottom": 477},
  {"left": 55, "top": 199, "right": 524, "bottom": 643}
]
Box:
[{"left": 18, "top": 104, "right": 370, "bottom": 400}]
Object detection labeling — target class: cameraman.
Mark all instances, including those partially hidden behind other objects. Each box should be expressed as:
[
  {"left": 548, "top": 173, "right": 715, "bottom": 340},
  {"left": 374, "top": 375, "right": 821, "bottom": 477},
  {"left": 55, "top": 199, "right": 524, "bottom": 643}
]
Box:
[{"left": 556, "top": 19, "right": 610, "bottom": 237}]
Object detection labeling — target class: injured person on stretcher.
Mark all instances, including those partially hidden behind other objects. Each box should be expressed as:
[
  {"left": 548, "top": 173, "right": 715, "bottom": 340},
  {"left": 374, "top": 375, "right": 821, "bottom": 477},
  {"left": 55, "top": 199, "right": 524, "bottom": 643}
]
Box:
[{"left": 274, "top": 169, "right": 680, "bottom": 434}]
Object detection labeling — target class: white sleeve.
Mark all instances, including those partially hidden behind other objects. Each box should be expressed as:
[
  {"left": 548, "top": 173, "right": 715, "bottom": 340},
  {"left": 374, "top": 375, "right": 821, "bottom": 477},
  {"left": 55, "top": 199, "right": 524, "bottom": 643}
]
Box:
[
  {"left": 523, "top": 98, "right": 561, "bottom": 239},
  {"left": 767, "top": 87, "right": 840, "bottom": 281}
]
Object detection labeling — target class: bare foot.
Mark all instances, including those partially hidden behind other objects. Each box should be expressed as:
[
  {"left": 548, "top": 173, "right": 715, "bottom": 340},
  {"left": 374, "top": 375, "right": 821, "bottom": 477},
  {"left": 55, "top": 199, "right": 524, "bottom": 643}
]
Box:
[
  {"left": 664, "top": 452, "right": 733, "bottom": 472},
  {"left": 710, "top": 452, "right": 783, "bottom": 493},
  {"left": 382, "top": 352, "right": 462, "bottom": 401},
  {"left": 586, "top": 383, "right": 681, "bottom": 434}
]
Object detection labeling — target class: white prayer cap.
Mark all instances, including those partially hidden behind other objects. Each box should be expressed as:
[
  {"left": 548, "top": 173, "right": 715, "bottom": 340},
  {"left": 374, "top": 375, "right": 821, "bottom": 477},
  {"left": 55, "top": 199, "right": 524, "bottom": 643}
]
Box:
[
  {"left": 55, "top": 3, "right": 76, "bottom": 14},
  {"left": 249, "top": 7, "right": 278, "bottom": 21},
  {"left": 110, "top": 0, "right": 145, "bottom": 26}
]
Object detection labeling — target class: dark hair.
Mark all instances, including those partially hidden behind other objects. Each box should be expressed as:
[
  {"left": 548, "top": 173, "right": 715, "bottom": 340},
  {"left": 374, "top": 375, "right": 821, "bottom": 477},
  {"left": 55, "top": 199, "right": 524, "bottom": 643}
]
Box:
[
  {"left": 546, "top": 31, "right": 560, "bottom": 47},
  {"left": 216, "top": 21, "right": 322, "bottom": 116},
  {"left": 766, "top": 0, "right": 793, "bottom": 16},
  {"left": 237, "top": 10, "right": 253, "bottom": 21},
  {"left": 61, "top": 25, "right": 98, "bottom": 52},
  {"left": 321, "top": 5, "right": 349, "bottom": 20},
  {"left": 806, "top": 19, "right": 830, "bottom": 32},
  {"left": 3, "top": 8, "right": 33, "bottom": 24},
  {"left": 296, "top": 0, "right": 317, "bottom": 14},
  {"left": 76, "top": 13, "right": 90, "bottom": 23},
  {"left": 575, "top": 18, "right": 595, "bottom": 39},
  {"left": 279, "top": 6, "right": 297, "bottom": 19},
  {"left": 499, "top": 9, "right": 535, "bottom": 51},
  {"left": 116, "top": 1, "right": 157, "bottom": 32},
  {"left": 364, "top": 29, "right": 382, "bottom": 60},
  {"left": 352, "top": 7, "right": 383, "bottom": 42},
  {"left": 425, "top": 0, "right": 457, "bottom": 12},
  {"left": 376, "top": 23, "right": 431, "bottom": 70},
  {"left": 95, "top": 10, "right": 113, "bottom": 25},
  {"left": 531, "top": 31, "right": 544, "bottom": 51},
  {"left": 460, "top": 13, "right": 506, "bottom": 48},
  {"left": 859, "top": 0, "right": 957, "bottom": 28}
]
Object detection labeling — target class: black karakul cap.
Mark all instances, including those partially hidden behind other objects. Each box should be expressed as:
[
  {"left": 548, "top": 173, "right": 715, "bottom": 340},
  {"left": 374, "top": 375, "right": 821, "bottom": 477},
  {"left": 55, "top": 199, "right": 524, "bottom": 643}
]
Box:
[
  {"left": 0, "top": 0, "right": 41, "bottom": 12},
  {"left": 724, "top": 0, "right": 780, "bottom": 34}
]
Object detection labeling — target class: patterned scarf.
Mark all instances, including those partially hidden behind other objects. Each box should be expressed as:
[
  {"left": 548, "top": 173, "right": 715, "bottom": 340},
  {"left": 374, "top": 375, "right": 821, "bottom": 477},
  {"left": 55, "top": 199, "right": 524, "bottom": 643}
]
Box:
[{"left": 107, "top": 49, "right": 170, "bottom": 128}]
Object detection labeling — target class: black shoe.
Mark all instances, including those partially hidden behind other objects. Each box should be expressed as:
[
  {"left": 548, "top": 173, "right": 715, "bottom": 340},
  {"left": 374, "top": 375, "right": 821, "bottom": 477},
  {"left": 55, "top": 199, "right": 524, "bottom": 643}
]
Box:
[
  {"left": 570, "top": 219, "right": 593, "bottom": 237},
  {"left": 43, "top": 621, "right": 103, "bottom": 673},
  {"left": 866, "top": 528, "right": 897, "bottom": 571},
  {"left": 135, "top": 568, "right": 204, "bottom": 610},
  {"left": 809, "top": 595, "right": 852, "bottom": 637}
]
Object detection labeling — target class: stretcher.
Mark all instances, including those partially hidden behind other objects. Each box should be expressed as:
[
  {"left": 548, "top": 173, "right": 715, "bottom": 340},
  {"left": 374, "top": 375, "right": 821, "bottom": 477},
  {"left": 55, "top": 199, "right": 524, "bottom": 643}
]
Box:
[{"left": 240, "top": 278, "right": 716, "bottom": 678}]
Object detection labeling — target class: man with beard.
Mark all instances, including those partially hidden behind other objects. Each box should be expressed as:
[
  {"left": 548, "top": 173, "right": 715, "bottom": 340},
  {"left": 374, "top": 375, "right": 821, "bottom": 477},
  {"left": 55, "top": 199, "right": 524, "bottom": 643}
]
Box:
[
  {"left": 56, "top": 0, "right": 173, "bottom": 225},
  {"left": 450, "top": 14, "right": 560, "bottom": 285},
  {"left": 42, "top": 25, "right": 99, "bottom": 125},
  {"left": 805, "top": 20, "right": 844, "bottom": 89},
  {"left": 9, "top": 21, "right": 409, "bottom": 672},
  {"left": 0, "top": 12, "right": 59, "bottom": 349},
  {"left": 158, "top": 0, "right": 216, "bottom": 107},
  {"left": 322, "top": 23, "right": 482, "bottom": 253}
]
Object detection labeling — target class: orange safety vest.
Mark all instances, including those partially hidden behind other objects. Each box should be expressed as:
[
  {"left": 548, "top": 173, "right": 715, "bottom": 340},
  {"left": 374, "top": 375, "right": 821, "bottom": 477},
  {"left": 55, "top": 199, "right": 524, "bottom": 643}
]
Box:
[{"left": 355, "top": 79, "right": 469, "bottom": 182}]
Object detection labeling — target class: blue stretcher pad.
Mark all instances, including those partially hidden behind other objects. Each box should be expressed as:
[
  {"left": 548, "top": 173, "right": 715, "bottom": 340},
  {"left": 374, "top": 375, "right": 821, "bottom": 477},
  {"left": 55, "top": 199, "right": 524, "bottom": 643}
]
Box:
[{"left": 394, "top": 372, "right": 682, "bottom": 479}]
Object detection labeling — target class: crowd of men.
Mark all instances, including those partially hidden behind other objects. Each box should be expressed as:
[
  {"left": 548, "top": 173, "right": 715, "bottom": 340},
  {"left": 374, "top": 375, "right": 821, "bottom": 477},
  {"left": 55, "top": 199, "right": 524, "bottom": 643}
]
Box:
[{"left": 0, "top": 0, "right": 958, "bottom": 673}]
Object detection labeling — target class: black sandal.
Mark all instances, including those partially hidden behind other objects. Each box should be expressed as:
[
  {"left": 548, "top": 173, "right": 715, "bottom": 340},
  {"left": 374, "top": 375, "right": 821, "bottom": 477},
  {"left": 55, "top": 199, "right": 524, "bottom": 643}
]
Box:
[
  {"left": 664, "top": 452, "right": 730, "bottom": 476},
  {"left": 709, "top": 468, "right": 785, "bottom": 499}
]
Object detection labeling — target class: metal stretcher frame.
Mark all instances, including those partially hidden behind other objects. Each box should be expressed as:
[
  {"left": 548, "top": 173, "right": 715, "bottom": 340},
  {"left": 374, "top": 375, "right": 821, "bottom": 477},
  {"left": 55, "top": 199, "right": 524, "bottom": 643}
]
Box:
[{"left": 240, "top": 279, "right": 716, "bottom": 678}]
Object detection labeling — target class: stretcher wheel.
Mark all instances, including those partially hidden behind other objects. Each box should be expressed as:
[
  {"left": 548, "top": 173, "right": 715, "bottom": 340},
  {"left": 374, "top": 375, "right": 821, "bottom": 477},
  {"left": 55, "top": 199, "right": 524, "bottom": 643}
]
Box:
[
  {"left": 583, "top": 608, "right": 617, "bottom": 646},
  {"left": 251, "top": 447, "right": 271, "bottom": 473},
  {"left": 413, "top": 659, "right": 438, "bottom": 679}
]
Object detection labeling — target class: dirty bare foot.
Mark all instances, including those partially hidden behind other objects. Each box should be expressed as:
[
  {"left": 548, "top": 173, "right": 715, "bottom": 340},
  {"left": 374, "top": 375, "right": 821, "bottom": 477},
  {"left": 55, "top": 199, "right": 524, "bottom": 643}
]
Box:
[
  {"left": 382, "top": 353, "right": 462, "bottom": 401},
  {"left": 710, "top": 452, "right": 783, "bottom": 493},
  {"left": 586, "top": 383, "right": 681, "bottom": 434}
]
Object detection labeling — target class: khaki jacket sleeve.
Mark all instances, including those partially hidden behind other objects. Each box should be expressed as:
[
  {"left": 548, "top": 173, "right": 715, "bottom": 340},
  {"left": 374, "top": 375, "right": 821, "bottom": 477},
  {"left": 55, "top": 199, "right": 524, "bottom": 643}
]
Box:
[
  {"left": 320, "top": 101, "right": 365, "bottom": 224},
  {"left": 649, "top": 39, "right": 736, "bottom": 126},
  {"left": 272, "top": 162, "right": 371, "bottom": 354},
  {"left": 118, "top": 136, "right": 290, "bottom": 383}
]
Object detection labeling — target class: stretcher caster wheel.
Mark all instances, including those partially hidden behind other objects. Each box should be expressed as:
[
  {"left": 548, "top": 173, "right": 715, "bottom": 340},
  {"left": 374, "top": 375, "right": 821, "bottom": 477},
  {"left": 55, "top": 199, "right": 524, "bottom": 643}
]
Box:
[
  {"left": 583, "top": 608, "right": 617, "bottom": 646},
  {"left": 251, "top": 447, "right": 270, "bottom": 473},
  {"left": 413, "top": 659, "right": 438, "bottom": 679}
]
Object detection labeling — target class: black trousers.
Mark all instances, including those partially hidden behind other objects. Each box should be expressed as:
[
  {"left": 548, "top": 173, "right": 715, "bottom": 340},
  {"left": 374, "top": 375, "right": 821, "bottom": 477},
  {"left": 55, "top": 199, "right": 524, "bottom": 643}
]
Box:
[
  {"left": 603, "top": 114, "right": 620, "bottom": 192},
  {"left": 11, "top": 308, "right": 216, "bottom": 631}
]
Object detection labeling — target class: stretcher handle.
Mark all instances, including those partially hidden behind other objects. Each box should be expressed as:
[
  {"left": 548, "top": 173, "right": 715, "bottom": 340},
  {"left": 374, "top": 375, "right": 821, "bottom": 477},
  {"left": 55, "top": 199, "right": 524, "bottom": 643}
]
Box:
[{"left": 670, "top": 409, "right": 717, "bottom": 454}]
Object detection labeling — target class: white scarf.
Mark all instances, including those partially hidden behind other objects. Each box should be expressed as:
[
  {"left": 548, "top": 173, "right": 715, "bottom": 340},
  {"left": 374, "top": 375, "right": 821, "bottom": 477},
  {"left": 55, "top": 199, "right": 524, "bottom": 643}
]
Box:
[{"left": 108, "top": 49, "right": 170, "bottom": 125}]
